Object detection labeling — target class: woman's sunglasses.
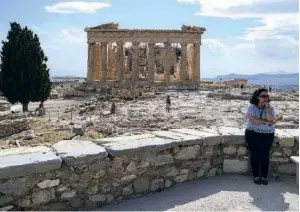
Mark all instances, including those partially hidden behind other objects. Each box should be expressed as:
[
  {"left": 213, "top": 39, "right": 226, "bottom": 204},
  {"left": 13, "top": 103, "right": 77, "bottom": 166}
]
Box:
[{"left": 259, "top": 95, "right": 269, "bottom": 98}]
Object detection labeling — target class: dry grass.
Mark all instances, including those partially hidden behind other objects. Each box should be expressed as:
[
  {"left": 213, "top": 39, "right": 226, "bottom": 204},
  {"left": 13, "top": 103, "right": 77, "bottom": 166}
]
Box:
[{"left": 0, "top": 118, "right": 105, "bottom": 149}]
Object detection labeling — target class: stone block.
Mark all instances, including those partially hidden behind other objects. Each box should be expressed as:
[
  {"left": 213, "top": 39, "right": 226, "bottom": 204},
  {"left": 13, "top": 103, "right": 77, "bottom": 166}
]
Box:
[
  {"left": 0, "top": 196, "right": 13, "bottom": 207},
  {"left": 170, "top": 128, "right": 221, "bottom": 146},
  {"left": 204, "top": 147, "right": 214, "bottom": 157},
  {"left": 151, "top": 178, "right": 164, "bottom": 191},
  {"left": 72, "top": 124, "right": 85, "bottom": 136},
  {"left": 17, "top": 197, "right": 31, "bottom": 208},
  {"left": 60, "top": 191, "right": 76, "bottom": 199},
  {"left": 197, "top": 169, "right": 205, "bottom": 178},
  {"left": 126, "top": 162, "right": 137, "bottom": 173},
  {"left": 188, "top": 172, "right": 197, "bottom": 180},
  {"left": 165, "top": 179, "right": 172, "bottom": 188},
  {"left": 32, "top": 190, "right": 53, "bottom": 205},
  {"left": 272, "top": 152, "right": 282, "bottom": 157},
  {"left": 120, "top": 174, "right": 137, "bottom": 184},
  {"left": 0, "top": 206, "right": 14, "bottom": 211},
  {"left": 100, "top": 134, "right": 180, "bottom": 157},
  {"left": 275, "top": 129, "right": 295, "bottom": 147},
  {"left": 87, "top": 186, "right": 98, "bottom": 195},
  {"left": 223, "top": 146, "right": 236, "bottom": 155},
  {"left": 70, "top": 197, "right": 84, "bottom": 208},
  {"left": 0, "top": 150, "right": 62, "bottom": 179},
  {"left": 89, "top": 194, "right": 106, "bottom": 203},
  {"left": 152, "top": 130, "right": 203, "bottom": 146},
  {"left": 107, "top": 194, "right": 114, "bottom": 203},
  {"left": 122, "top": 185, "right": 133, "bottom": 196},
  {"left": 283, "top": 129, "right": 299, "bottom": 141},
  {"left": 174, "top": 174, "right": 188, "bottom": 183},
  {"left": 219, "top": 127, "right": 245, "bottom": 145},
  {"left": 154, "top": 154, "right": 174, "bottom": 166},
  {"left": 277, "top": 163, "right": 296, "bottom": 175},
  {"left": 290, "top": 156, "right": 299, "bottom": 186},
  {"left": 166, "top": 166, "right": 179, "bottom": 177},
  {"left": 271, "top": 157, "right": 289, "bottom": 163},
  {"left": 133, "top": 178, "right": 149, "bottom": 194},
  {"left": 223, "top": 159, "right": 248, "bottom": 173},
  {"left": 207, "top": 168, "right": 217, "bottom": 177},
  {"left": 175, "top": 145, "right": 200, "bottom": 160},
  {"left": 238, "top": 147, "right": 247, "bottom": 155},
  {"left": 283, "top": 148, "right": 292, "bottom": 157},
  {"left": 37, "top": 179, "right": 60, "bottom": 189},
  {"left": 52, "top": 140, "right": 107, "bottom": 166}
]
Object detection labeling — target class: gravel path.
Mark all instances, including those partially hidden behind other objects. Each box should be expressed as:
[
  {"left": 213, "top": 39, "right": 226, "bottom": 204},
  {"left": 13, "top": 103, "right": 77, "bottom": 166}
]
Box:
[{"left": 99, "top": 175, "right": 299, "bottom": 211}]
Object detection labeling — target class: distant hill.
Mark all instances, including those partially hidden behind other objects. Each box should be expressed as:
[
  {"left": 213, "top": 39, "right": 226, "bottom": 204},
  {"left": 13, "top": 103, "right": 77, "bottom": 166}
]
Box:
[{"left": 203, "top": 72, "right": 299, "bottom": 86}]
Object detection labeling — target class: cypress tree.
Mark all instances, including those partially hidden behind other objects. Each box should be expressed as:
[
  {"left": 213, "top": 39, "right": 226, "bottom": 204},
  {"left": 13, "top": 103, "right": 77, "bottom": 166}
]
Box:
[{"left": 0, "top": 22, "right": 51, "bottom": 112}]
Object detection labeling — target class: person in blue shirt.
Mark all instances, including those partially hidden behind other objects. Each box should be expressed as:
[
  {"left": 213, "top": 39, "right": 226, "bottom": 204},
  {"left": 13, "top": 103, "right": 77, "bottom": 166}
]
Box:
[{"left": 245, "top": 88, "right": 276, "bottom": 185}]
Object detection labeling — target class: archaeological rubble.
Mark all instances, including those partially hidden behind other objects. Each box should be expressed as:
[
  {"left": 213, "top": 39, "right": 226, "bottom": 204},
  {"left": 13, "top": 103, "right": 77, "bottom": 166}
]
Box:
[{"left": 85, "top": 23, "right": 206, "bottom": 85}]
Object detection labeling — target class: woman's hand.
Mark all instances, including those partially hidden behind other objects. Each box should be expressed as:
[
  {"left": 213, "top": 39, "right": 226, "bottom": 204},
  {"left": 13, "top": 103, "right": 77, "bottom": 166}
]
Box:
[
  {"left": 265, "top": 119, "right": 276, "bottom": 125},
  {"left": 264, "top": 102, "right": 270, "bottom": 108}
]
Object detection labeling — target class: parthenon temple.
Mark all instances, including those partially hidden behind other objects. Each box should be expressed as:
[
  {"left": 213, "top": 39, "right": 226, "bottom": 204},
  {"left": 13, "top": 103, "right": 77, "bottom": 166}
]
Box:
[{"left": 85, "top": 23, "right": 206, "bottom": 84}]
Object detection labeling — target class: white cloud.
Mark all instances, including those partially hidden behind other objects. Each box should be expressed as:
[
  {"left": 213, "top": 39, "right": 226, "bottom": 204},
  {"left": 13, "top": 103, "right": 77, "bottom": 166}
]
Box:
[
  {"left": 56, "top": 28, "right": 85, "bottom": 44},
  {"left": 177, "top": 0, "right": 295, "bottom": 19},
  {"left": 202, "top": 38, "right": 255, "bottom": 56},
  {"left": 45, "top": 1, "right": 111, "bottom": 14},
  {"left": 240, "top": 14, "right": 298, "bottom": 44},
  {"left": 178, "top": 0, "right": 299, "bottom": 58}
]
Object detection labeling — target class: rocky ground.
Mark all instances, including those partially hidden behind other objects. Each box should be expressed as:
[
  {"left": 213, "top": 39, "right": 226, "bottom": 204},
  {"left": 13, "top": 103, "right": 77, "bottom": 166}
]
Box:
[{"left": 0, "top": 87, "right": 298, "bottom": 149}]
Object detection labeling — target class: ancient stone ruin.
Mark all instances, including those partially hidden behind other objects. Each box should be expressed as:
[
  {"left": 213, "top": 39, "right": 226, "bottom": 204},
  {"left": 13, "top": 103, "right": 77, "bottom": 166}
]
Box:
[
  {"left": 0, "top": 127, "right": 298, "bottom": 210},
  {"left": 85, "top": 23, "right": 206, "bottom": 84}
]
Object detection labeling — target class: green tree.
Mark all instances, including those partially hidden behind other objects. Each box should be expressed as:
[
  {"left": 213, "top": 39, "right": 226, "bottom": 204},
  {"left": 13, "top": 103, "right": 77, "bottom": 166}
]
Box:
[{"left": 0, "top": 22, "right": 51, "bottom": 112}]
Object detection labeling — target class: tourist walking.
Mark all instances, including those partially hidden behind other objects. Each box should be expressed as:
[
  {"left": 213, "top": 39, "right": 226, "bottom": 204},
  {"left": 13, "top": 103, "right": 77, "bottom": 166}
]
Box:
[
  {"left": 245, "top": 88, "right": 276, "bottom": 185},
  {"left": 166, "top": 95, "right": 171, "bottom": 113},
  {"left": 99, "top": 101, "right": 104, "bottom": 117},
  {"left": 110, "top": 102, "right": 116, "bottom": 114}
]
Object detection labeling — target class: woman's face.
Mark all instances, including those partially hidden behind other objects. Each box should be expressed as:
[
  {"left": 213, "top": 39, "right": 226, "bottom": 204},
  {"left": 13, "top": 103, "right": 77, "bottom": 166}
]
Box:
[{"left": 258, "top": 91, "right": 269, "bottom": 104}]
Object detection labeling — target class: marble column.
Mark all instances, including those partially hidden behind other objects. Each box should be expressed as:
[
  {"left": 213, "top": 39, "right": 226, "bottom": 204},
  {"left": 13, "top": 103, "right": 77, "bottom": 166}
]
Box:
[
  {"left": 180, "top": 43, "right": 187, "bottom": 81},
  {"left": 116, "top": 42, "right": 124, "bottom": 81},
  {"left": 131, "top": 42, "right": 139, "bottom": 81},
  {"left": 163, "top": 42, "right": 172, "bottom": 83},
  {"left": 107, "top": 42, "right": 113, "bottom": 80},
  {"left": 193, "top": 42, "right": 200, "bottom": 82},
  {"left": 100, "top": 42, "right": 108, "bottom": 81},
  {"left": 87, "top": 43, "right": 95, "bottom": 83},
  {"left": 93, "top": 43, "right": 101, "bottom": 80},
  {"left": 147, "top": 43, "right": 155, "bottom": 82}
]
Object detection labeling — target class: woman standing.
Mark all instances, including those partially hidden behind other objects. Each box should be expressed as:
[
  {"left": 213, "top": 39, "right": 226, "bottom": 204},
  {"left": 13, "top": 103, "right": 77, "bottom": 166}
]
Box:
[
  {"left": 166, "top": 95, "right": 171, "bottom": 113},
  {"left": 245, "top": 88, "right": 276, "bottom": 185}
]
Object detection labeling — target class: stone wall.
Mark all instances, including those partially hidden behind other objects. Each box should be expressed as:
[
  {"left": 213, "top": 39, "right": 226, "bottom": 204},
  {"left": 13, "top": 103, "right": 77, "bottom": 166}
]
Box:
[{"left": 0, "top": 127, "right": 298, "bottom": 211}]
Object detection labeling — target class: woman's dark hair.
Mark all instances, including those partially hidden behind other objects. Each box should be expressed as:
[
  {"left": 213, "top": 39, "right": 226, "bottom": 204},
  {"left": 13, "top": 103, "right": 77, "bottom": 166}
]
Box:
[{"left": 250, "top": 88, "right": 268, "bottom": 105}]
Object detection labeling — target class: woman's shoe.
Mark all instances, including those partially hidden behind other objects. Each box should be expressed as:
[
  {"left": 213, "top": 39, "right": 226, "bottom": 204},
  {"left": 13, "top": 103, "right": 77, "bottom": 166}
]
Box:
[
  {"left": 261, "top": 178, "right": 268, "bottom": 185},
  {"left": 254, "top": 177, "right": 261, "bottom": 185}
]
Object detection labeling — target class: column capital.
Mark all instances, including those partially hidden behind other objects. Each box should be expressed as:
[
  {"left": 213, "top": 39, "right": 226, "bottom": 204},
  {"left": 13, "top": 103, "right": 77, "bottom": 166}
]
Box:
[{"left": 101, "top": 41, "right": 108, "bottom": 45}]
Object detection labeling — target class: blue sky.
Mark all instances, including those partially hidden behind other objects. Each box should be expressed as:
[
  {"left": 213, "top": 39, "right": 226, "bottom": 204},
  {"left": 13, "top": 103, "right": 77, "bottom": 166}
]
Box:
[{"left": 0, "top": 0, "right": 299, "bottom": 78}]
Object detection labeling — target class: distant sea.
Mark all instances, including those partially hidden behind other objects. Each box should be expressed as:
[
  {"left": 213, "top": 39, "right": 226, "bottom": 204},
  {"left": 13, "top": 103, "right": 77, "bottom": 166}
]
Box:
[{"left": 247, "top": 79, "right": 298, "bottom": 91}]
